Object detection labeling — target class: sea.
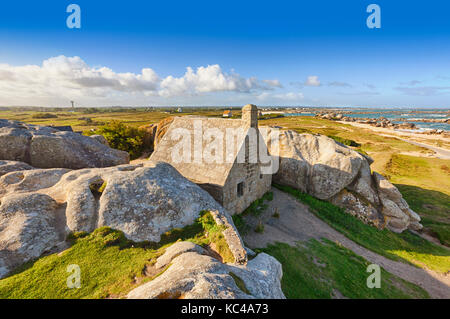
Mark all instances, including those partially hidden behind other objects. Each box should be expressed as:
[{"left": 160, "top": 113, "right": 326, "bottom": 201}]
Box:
[{"left": 284, "top": 108, "right": 450, "bottom": 132}]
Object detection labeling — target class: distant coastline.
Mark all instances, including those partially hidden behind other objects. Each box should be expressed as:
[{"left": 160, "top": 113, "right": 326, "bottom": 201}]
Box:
[{"left": 278, "top": 108, "right": 450, "bottom": 132}]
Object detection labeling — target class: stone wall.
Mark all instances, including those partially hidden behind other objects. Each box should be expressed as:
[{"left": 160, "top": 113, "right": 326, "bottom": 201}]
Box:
[
  {"left": 223, "top": 162, "right": 272, "bottom": 215},
  {"left": 223, "top": 132, "right": 272, "bottom": 215}
]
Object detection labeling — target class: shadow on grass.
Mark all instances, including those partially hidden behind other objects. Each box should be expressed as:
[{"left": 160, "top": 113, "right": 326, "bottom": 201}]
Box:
[{"left": 395, "top": 184, "right": 450, "bottom": 246}]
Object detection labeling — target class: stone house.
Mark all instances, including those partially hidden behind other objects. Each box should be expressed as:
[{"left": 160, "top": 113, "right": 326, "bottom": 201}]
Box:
[{"left": 150, "top": 104, "right": 272, "bottom": 215}]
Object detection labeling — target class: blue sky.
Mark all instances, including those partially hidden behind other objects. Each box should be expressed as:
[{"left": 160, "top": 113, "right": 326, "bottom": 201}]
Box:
[{"left": 0, "top": 0, "right": 449, "bottom": 107}]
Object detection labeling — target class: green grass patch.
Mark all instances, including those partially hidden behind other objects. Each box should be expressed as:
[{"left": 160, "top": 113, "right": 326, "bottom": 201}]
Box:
[
  {"left": 354, "top": 147, "right": 369, "bottom": 156},
  {"left": 258, "top": 240, "right": 430, "bottom": 299},
  {"left": 396, "top": 184, "right": 450, "bottom": 246},
  {"left": 273, "top": 183, "right": 450, "bottom": 274},
  {"left": 229, "top": 272, "right": 251, "bottom": 295},
  {"left": 382, "top": 155, "right": 450, "bottom": 196},
  {"left": 385, "top": 154, "right": 431, "bottom": 180},
  {"left": 0, "top": 211, "right": 233, "bottom": 298},
  {"left": 421, "top": 218, "right": 450, "bottom": 247},
  {"left": 272, "top": 208, "right": 280, "bottom": 218},
  {"left": 89, "top": 181, "right": 107, "bottom": 196},
  {"left": 327, "top": 135, "right": 360, "bottom": 147},
  {"left": 0, "top": 227, "right": 163, "bottom": 299},
  {"left": 242, "top": 192, "right": 273, "bottom": 217},
  {"left": 231, "top": 213, "right": 250, "bottom": 236},
  {"left": 232, "top": 192, "right": 273, "bottom": 234},
  {"left": 197, "top": 212, "right": 235, "bottom": 263},
  {"left": 254, "top": 221, "right": 265, "bottom": 234}
]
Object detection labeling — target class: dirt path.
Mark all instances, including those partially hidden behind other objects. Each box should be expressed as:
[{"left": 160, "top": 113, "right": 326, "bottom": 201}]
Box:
[
  {"left": 243, "top": 187, "right": 450, "bottom": 299},
  {"left": 395, "top": 138, "right": 450, "bottom": 160}
]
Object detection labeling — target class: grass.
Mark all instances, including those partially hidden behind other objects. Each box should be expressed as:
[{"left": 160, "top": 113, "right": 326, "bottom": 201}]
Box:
[
  {"left": 397, "top": 184, "right": 450, "bottom": 246},
  {"left": 98, "top": 181, "right": 107, "bottom": 193},
  {"left": 231, "top": 214, "right": 249, "bottom": 236},
  {"left": 327, "top": 135, "right": 360, "bottom": 147},
  {"left": 0, "top": 108, "right": 228, "bottom": 132},
  {"left": 0, "top": 211, "right": 233, "bottom": 298},
  {"left": 383, "top": 154, "right": 450, "bottom": 246},
  {"left": 384, "top": 154, "right": 450, "bottom": 195},
  {"left": 273, "top": 183, "right": 450, "bottom": 274},
  {"left": 89, "top": 180, "right": 107, "bottom": 196},
  {"left": 0, "top": 228, "right": 164, "bottom": 299},
  {"left": 229, "top": 272, "right": 251, "bottom": 295},
  {"left": 197, "top": 211, "right": 235, "bottom": 263},
  {"left": 258, "top": 239, "right": 430, "bottom": 299},
  {"left": 254, "top": 221, "right": 265, "bottom": 233},
  {"left": 232, "top": 191, "right": 273, "bottom": 235},
  {"left": 272, "top": 208, "right": 280, "bottom": 218},
  {"left": 242, "top": 191, "right": 273, "bottom": 217},
  {"left": 421, "top": 218, "right": 450, "bottom": 247}
]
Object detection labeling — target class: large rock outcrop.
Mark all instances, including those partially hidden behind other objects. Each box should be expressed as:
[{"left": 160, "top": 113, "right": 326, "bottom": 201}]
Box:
[
  {"left": 127, "top": 241, "right": 284, "bottom": 299},
  {"left": 0, "top": 161, "right": 247, "bottom": 278},
  {"left": 270, "top": 131, "right": 366, "bottom": 199},
  {"left": 0, "top": 160, "right": 34, "bottom": 177},
  {"left": 0, "top": 120, "right": 129, "bottom": 169},
  {"left": 0, "top": 193, "right": 64, "bottom": 278},
  {"left": 265, "top": 129, "right": 422, "bottom": 233}
]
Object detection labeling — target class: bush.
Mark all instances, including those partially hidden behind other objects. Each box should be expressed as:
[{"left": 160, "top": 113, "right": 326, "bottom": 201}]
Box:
[
  {"left": 31, "top": 113, "right": 58, "bottom": 119},
  {"left": 258, "top": 113, "right": 284, "bottom": 120},
  {"left": 90, "top": 121, "right": 145, "bottom": 159}
]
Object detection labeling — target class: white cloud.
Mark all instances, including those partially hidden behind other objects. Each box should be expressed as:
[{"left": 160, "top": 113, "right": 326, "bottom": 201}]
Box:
[
  {"left": 0, "top": 56, "right": 281, "bottom": 106},
  {"left": 304, "top": 75, "right": 321, "bottom": 87},
  {"left": 159, "top": 64, "right": 280, "bottom": 97},
  {"left": 0, "top": 56, "right": 160, "bottom": 105}
]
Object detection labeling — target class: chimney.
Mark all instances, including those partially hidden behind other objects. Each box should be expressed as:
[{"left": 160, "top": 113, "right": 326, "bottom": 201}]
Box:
[{"left": 242, "top": 104, "right": 258, "bottom": 128}]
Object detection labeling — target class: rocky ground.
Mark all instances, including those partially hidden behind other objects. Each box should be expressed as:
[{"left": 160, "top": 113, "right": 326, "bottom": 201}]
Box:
[
  {"left": 127, "top": 241, "right": 284, "bottom": 299},
  {"left": 0, "top": 160, "right": 248, "bottom": 279}
]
